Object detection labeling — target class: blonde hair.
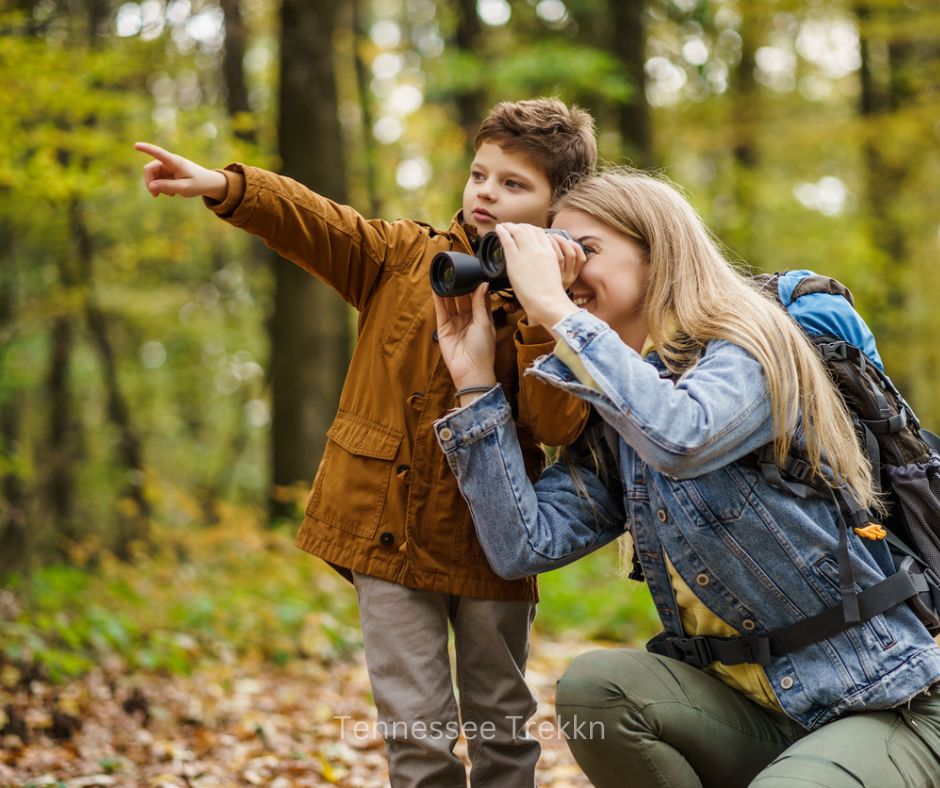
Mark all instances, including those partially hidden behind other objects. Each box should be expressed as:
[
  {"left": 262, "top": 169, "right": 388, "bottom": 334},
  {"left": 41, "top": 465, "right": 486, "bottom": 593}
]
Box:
[
  {"left": 553, "top": 168, "right": 877, "bottom": 511},
  {"left": 475, "top": 98, "right": 597, "bottom": 199}
]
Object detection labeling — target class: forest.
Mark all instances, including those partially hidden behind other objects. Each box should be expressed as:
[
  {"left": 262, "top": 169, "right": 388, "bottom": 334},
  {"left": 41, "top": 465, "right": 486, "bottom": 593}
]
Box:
[{"left": 1, "top": 0, "right": 939, "bottom": 784}]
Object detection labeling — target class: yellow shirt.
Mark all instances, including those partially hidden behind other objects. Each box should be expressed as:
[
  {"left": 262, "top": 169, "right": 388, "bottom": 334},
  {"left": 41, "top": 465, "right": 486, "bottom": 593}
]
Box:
[{"left": 553, "top": 334, "right": 783, "bottom": 711}]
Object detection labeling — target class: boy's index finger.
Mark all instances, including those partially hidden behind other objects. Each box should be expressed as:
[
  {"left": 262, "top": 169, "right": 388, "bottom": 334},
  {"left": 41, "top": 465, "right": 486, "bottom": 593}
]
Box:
[{"left": 134, "top": 141, "right": 175, "bottom": 164}]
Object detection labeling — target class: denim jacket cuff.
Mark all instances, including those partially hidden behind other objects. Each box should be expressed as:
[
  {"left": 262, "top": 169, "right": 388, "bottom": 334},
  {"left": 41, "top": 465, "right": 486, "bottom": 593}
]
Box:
[
  {"left": 523, "top": 310, "right": 615, "bottom": 394},
  {"left": 552, "top": 309, "right": 613, "bottom": 354},
  {"left": 434, "top": 384, "right": 510, "bottom": 453}
]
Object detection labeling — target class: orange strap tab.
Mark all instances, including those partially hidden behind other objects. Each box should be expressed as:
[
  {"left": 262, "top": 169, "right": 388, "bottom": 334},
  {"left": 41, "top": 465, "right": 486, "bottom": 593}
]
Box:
[{"left": 854, "top": 523, "right": 887, "bottom": 540}]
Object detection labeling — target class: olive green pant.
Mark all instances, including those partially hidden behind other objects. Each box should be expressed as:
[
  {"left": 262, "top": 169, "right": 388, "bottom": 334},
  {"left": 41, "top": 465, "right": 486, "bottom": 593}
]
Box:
[{"left": 555, "top": 649, "right": 940, "bottom": 787}]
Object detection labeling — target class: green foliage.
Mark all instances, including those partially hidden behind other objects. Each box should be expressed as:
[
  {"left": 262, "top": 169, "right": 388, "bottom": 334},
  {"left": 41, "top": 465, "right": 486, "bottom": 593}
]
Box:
[
  {"left": 538, "top": 542, "right": 660, "bottom": 643},
  {"left": 1, "top": 513, "right": 362, "bottom": 681},
  {"left": 0, "top": 512, "right": 655, "bottom": 681},
  {"left": 428, "top": 41, "right": 632, "bottom": 104}
]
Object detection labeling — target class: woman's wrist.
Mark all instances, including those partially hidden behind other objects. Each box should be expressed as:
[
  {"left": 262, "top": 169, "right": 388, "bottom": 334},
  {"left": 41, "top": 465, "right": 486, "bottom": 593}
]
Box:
[
  {"left": 527, "top": 297, "right": 579, "bottom": 333},
  {"left": 456, "top": 385, "right": 495, "bottom": 408},
  {"left": 452, "top": 373, "right": 496, "bottom": 407},
  {"left": 453, "top": 369, "right": 496, "bottom": 390}
]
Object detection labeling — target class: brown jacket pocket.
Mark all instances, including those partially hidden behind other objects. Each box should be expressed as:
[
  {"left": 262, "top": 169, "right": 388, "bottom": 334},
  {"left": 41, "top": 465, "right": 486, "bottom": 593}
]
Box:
[{"left": 307, "top": 411, "right": 403, "bottom": 539}]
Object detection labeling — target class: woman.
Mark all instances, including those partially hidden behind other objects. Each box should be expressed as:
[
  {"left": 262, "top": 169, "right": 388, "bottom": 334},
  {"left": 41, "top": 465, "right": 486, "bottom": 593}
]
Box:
[{"left": 430, "top": 168, "right": 940, "bottom": 787}]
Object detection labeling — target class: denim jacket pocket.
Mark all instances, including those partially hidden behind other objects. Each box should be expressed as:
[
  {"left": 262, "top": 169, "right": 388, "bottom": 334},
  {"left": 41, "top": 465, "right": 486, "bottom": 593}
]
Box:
[
  {"left": 814, "top": 556, "right": 897, "bottom": 652},
  {"left": 307, "top": 411, "right": 403, "bottom": 539},
  {"left": 674, "top": 464, "right": 759, "bottom": 528}
]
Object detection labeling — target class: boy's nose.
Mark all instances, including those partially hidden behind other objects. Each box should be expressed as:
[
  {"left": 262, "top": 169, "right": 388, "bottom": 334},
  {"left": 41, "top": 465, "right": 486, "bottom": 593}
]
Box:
[{"left": 477, "top": 180, "right": 496, "bottom": 200}]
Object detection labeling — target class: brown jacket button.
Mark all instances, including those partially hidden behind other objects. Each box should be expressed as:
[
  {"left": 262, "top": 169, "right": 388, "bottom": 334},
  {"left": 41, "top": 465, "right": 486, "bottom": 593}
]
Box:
[{"left": 379, "top": 532, "right": 395, "bottom": 546}]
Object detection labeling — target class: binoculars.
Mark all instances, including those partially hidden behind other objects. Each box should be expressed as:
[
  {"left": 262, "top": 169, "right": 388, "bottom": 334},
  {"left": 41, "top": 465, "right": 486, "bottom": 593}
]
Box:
[{"left": 430, "top": 228, "right": 579, "bottom": 297}]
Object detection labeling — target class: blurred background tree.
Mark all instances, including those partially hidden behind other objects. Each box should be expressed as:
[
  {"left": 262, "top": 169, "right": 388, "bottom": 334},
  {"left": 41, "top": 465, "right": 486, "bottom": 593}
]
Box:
[{"left": 1, "top": 0, "right": 939, "bottom": 666}]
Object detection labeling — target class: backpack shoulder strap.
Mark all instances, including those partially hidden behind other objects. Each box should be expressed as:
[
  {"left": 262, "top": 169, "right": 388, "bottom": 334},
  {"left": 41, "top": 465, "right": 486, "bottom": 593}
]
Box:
[{"left": 790, "top": 274, "right": 855, "bottom": 306}]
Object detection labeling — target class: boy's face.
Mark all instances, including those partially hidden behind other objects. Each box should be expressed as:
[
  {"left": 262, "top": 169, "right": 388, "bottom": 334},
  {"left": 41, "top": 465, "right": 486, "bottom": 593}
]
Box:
[{"left": 462, "top": 142, "right": 553, "bottom": 237}]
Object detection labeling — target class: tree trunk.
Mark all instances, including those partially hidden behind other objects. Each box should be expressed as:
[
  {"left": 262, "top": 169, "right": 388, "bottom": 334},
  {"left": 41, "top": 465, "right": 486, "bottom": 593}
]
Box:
[
  {"left": 69, "top": 199, "right": 151, "bottom": 556},
  {"left": 196, "top": 0, "right": 264, "bottom": 523},
  {"left": 46, "top": 311, "right": 77, "bottom": 547},
  {"left": 270, "top": 0, "right": 351, "bottom": 521},
  {"left": 728, "top": 7, "right": 760, "bottom": 266},
  {"left": 609, "top": 0, "right": 652, "bottom": 167},
  {"left": 220, "top": 0, "right": 257, "bottom": 144},
  {"left": 351, "top": 0, "right": 381, "bottom": 217},
  {"left": 855, "top": 2, "right": 910, "bottom": 389},
  {"left": 454, "top": 0, "right": 484, "bottom": 150},
  {"left": 0, "top": 223, "right": 29, "bottom": 576}
]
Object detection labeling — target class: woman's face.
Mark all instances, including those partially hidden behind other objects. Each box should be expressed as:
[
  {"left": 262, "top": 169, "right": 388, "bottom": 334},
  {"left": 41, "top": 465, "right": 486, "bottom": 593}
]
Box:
[{"left": 551, "top": 208, "right": 651, "bottom": 351}]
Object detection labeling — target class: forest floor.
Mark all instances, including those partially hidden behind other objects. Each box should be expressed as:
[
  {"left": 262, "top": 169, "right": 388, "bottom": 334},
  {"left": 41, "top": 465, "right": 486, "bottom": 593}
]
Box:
[{"left": 1, "top": 633, "right": 598, "bottom": 787}]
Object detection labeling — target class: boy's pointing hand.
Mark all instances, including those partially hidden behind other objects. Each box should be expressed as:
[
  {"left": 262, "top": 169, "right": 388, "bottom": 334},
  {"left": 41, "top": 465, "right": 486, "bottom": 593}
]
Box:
[{"left": 134, "top": 142, "right": 228, "bottom": 201}]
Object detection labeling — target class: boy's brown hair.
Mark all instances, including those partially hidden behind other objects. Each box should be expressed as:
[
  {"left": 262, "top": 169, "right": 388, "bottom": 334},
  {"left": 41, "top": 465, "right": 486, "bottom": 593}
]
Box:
[{"left": 475, "top": 98, "right": 597, "bottom": 199}]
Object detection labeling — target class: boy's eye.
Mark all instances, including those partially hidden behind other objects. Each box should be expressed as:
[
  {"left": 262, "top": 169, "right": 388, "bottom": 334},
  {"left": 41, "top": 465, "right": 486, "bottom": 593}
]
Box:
[
  {"left": 472, "top": 171, "right": 485, "bottom": 181},
  {"left": 506, "top": 180, "right": 524, "bottom": 189}
]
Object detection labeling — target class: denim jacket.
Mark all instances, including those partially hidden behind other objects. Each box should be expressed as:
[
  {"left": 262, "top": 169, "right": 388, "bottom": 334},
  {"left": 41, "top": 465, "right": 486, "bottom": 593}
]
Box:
[{"left": 434, "top": 309, "right": 940, "bottom": 729}]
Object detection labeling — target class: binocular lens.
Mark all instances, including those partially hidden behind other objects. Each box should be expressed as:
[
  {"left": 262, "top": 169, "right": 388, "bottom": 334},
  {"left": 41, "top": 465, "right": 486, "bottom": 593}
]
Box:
[
  {"left": 429, "top": 228, "right": 580, "bottom": 298},
  {"left": 441, "top": 265, "right": 455, "bottom": 288},
  {"left": 478, "top": 232, "right": 506, "bottom": 276},
  {"left": 431, "top": 251, "right": 490, "bottom": 297}
]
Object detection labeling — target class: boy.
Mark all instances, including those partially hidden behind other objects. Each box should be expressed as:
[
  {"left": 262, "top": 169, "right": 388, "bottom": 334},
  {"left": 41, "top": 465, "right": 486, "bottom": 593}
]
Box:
[{"left": 135, "top": 98, "right": 594, "bottom": 786}]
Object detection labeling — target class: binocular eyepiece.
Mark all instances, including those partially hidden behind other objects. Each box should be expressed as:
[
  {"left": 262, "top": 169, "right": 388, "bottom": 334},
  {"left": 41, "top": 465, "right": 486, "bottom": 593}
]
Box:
[{"left": 430, "top": 228, "right": 578, "bottom": 297}]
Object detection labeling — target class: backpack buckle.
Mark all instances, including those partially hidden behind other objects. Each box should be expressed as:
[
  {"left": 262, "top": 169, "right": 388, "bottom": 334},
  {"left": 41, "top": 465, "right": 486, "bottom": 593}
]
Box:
[
  {"left": 820, "top": 342, "right": 848, "bottom": 362},
  {"left": 786, "top": 457, "right": 813, "bottom": 483},
  {"left": 664, "top": 636, "right": 713, "bottom": 667}
]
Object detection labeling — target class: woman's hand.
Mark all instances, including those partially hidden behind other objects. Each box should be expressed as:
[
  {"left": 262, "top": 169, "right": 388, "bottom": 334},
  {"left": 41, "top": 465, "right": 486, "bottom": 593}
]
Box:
[
  {"left": 496, "top": 223, "right": 580, "bottom": 330},
  {"left": 432, "top": 284, "right": 497, "bottom": 396},
  {"left": 134, "top": 142, "right": 228, "bottom": 201},
  {"left": 549, "top": 232, "right": 587, "bottom": 291}
]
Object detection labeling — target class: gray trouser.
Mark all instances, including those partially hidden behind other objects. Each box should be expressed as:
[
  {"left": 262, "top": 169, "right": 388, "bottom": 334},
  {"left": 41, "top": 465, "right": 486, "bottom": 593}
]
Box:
[
  {"left": 555, "top": 648, "right": 940, "bottom": 788},
  {"left": 353, "top": 572, "right": 540, "bottom": 788}
]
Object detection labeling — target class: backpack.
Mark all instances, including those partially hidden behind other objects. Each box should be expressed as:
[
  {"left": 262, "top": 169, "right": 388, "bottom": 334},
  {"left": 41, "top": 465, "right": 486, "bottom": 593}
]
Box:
[{"left": 649, "top": 270, "right": 940, "bottom": 670}]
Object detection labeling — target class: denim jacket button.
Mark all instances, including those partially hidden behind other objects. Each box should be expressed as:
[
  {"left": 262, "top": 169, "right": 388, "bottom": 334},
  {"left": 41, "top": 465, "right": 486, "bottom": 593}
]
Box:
[
  {"left": 657, "top": 509, "right": 668, "bottom": 523},
  {"left": 742, "top": 619, "right": 756, "bottom": 631},
  {"left": 780, "top": 676, "right": 794, "bottom": 690},
  {"left": 439, "top": 427, "right": 454, "bottom": 441},
  {"left": 695, "top": 573, "right": 709, "bottom": 586}
]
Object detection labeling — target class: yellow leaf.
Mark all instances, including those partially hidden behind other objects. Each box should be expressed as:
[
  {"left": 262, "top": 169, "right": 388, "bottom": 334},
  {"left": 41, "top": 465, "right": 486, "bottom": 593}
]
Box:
[
  {"left": 0, "top": 665, "right": 19, "bottom": 688},
  {"left": 319, "top": 753, "right": 339, "bottom": 784}
]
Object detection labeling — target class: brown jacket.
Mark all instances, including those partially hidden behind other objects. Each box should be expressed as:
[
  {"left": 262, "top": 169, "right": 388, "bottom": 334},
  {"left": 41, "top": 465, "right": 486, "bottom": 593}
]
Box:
[{"left": 207, "top": 164, "right": 590, "bottom": 600}]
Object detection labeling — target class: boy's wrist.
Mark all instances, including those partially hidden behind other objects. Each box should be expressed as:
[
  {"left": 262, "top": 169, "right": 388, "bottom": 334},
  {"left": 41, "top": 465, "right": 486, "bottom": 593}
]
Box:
[{"left": 203, "top": 170, "right": 229, "bottom": 202}]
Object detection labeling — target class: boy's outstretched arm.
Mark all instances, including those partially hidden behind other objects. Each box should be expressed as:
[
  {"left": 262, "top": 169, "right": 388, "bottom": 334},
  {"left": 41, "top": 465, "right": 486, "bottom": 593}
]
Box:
[
  {"left": 135, "top": 142, "right": 228, "bottom": 201},
  {"left": 135, "top": 142, "right": 400, "bottom": 311}
]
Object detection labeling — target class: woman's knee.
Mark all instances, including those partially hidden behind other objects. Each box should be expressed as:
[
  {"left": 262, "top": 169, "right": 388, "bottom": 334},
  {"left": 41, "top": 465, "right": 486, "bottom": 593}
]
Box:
[{"left": 555, "top": 648, "right": 659, "bottom": 711}]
